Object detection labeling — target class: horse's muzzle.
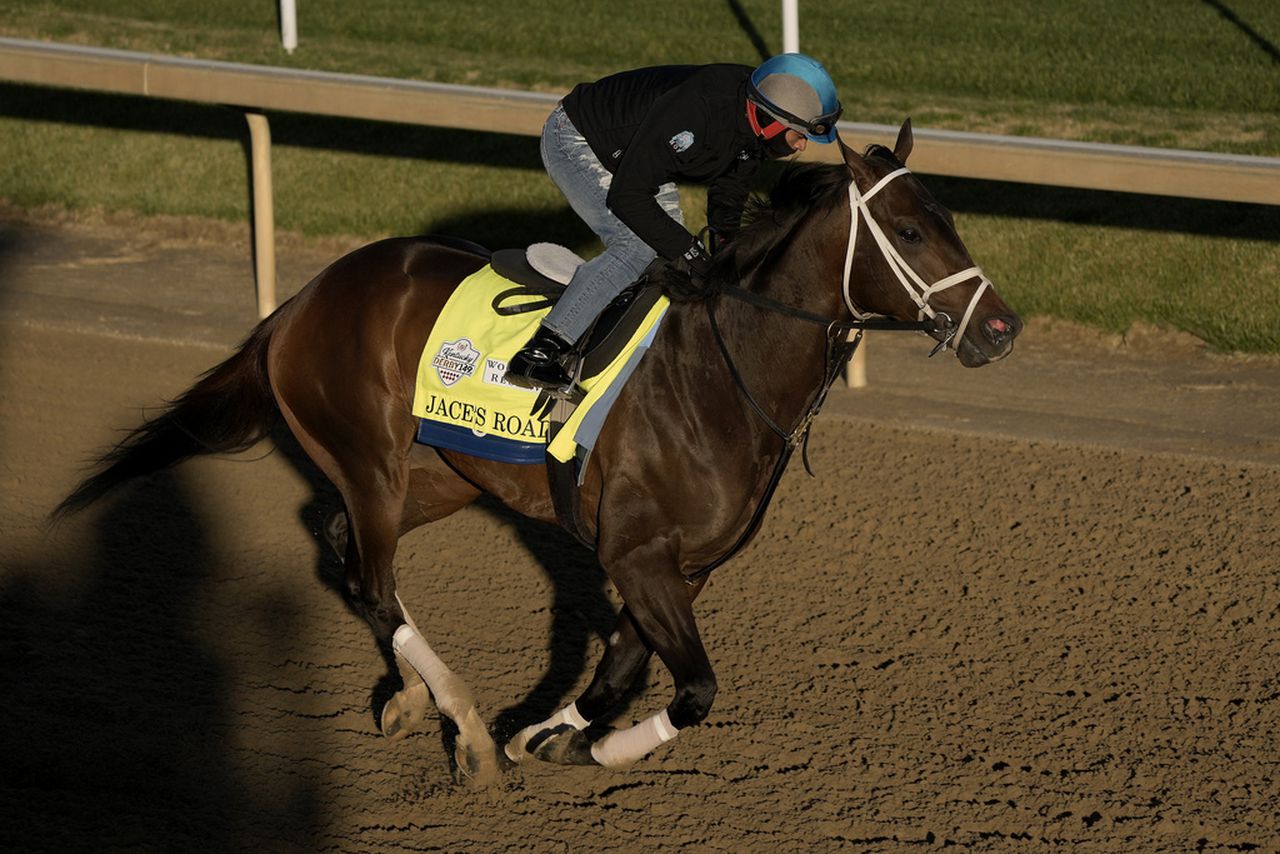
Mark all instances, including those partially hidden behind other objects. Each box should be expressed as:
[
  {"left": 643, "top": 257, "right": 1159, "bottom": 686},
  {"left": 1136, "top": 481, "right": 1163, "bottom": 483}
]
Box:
[{"left": 958, "top": 313, "right": 1022, "bottom": 367}]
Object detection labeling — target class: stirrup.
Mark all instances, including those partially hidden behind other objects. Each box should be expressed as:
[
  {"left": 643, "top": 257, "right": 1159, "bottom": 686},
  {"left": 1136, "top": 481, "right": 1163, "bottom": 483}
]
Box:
[
  {"left": 505, "top": 349, "right": 576, "bottom": 391},
  {"left": 505, "top": 364, "right": 574, "bottom": 393},
  {"left": 504, "top": 326, "right": 577, "bottom": 392}
]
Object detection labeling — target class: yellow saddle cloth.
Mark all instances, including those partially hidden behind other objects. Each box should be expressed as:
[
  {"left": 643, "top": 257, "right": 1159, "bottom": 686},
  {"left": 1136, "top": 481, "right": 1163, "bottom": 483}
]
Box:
[{"left": 412, "top": 262, "right": 669, "bottom": 465}]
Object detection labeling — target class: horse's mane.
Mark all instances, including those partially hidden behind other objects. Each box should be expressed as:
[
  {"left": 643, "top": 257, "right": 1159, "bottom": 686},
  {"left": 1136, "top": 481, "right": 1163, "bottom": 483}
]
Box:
[
  {"left": 657, "top": 146, "right": 901, "bottom": 301},
  {"left": 740, "top": 165, "right": 847, "bottom": 238},
  {"left": 734, "top": 145, "right": 904, "bottom": 266}
]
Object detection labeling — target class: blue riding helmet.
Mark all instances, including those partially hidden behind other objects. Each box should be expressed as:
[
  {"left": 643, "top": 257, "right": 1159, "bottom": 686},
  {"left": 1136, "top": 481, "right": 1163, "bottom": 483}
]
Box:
[{"left": 747, "top": 53, "right": 843, "bottom": 144}]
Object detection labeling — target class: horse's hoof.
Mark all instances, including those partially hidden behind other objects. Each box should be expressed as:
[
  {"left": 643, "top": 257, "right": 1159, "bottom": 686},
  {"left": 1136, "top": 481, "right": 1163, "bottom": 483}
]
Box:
[
  {"left": 503, "top": 724, "right": 544, "bottom": 763},
  {"left": 528, "top": 724, "right": 599, "bottom": 766},
  {"left": 454, "top": 739, "right": 501, "bottom": 786},
  {"left": 379, "top": 681, "right": 431, "bottom": 741}
]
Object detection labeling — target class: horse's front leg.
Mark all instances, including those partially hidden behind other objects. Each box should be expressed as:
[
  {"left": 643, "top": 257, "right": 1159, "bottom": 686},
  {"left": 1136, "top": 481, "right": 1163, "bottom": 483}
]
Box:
[
  {"left": 504, "top": 605, "right": 653, "bottom": 763},
  {"left": 510, "top": 550, "right": 715, "bottom": 769}
]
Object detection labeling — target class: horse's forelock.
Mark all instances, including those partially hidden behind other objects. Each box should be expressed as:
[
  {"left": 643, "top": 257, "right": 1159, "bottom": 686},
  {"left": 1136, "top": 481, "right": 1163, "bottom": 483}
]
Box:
[{"left": 862, "top": 143, "right": 904, "bottom": 168}]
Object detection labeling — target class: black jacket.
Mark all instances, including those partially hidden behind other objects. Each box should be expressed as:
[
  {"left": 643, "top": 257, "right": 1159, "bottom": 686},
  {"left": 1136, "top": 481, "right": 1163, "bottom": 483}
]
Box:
[{"left": 561, "top": 64, "right": 769, "bottom": 262}]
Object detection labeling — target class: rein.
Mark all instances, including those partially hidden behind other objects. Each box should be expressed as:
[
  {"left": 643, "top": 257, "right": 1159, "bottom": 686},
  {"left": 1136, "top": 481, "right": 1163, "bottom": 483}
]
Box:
[{"left": 705, "top": 287, "right": 927, "bottom": 450}]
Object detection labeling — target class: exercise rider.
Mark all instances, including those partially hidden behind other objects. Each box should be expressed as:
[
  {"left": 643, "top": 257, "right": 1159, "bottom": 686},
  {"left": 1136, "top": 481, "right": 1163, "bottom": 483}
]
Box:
[{"left": 503, "top": 53, "right": 844, "bottom": 393}]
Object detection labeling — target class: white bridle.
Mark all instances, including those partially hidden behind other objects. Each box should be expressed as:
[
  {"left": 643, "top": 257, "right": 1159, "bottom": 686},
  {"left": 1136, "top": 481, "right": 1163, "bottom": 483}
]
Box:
[{"left": 839, "top": 166, "right": 991, "bottom": 354}]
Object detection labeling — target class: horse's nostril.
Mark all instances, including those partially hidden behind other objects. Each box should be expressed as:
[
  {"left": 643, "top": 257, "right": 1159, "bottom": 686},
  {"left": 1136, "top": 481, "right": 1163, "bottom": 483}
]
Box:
[{"left": 984, "top": 316, "right": 1019, "bottom": 345}]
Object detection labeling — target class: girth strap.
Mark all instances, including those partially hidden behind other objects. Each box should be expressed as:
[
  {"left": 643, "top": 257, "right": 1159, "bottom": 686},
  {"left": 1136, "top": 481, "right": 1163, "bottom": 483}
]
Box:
[{"left": 544, "top": 397, "right": 594, "bottom": 549}]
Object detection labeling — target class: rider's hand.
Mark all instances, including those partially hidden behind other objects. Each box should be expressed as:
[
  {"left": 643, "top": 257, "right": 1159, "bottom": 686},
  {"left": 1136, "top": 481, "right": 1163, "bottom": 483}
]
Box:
[{"left": 677, "top": 238, "right": 713, "bottom": 286}]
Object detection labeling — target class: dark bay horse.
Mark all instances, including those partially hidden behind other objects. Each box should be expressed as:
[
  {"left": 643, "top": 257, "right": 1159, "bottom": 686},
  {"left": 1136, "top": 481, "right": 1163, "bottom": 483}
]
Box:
[{"left": 56, "top": 122, "right": 1021, "bottom": 783}]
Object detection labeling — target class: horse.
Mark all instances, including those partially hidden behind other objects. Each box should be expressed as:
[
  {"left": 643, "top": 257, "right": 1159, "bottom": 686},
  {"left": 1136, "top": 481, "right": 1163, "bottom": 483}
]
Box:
[{"left": 55, "top": 121, "right": 1021, "bottom": 783}]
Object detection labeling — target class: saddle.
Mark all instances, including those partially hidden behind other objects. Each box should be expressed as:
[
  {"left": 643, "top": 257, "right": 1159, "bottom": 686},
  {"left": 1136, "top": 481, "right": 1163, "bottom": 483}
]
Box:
[{"left": 490, "top": 244, "right": 664, "bottom": 384}]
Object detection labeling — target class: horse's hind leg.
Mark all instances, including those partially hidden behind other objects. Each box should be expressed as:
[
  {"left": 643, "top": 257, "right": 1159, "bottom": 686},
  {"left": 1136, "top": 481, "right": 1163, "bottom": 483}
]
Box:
[
  {"left": 279, "top": 383, "right": 498, "bottom": 782},
  {"left": 338, "top": 454, "right": 498, "bottom": 782},
  {"left": 376, "top": 455, "right": 501, "bottom": 786},
  {"left": 376, "top": 458, "right": 491, "bottom": 763},
  {"left": 319, "top": 469, "right": 465, "bottom": 744},
  {"left": 332, "top": 459, "right": 499, "bottom": 783},
  {"left": 391, "top": 617, "right": 500, "bottom": 784}
]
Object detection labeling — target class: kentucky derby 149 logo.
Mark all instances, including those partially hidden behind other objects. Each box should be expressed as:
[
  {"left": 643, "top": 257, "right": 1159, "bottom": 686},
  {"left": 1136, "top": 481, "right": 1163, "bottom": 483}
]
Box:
[{"left": 432, "top": 338, "right": 481, "bottom": 387}]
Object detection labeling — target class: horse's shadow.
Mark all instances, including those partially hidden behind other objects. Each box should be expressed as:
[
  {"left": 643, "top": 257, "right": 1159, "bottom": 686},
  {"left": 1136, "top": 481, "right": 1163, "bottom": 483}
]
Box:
[
  {"left": 1, "top": 473, "right": 322, "bottom": 848},
  {"left": 276, "top": 424, "right": 648, "bottom": 762}
]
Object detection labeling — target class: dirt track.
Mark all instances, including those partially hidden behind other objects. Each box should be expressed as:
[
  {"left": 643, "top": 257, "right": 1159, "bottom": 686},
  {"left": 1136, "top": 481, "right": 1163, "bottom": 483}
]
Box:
[{"left": 1, "top": 212, "right": 1278, "bottom": 851}]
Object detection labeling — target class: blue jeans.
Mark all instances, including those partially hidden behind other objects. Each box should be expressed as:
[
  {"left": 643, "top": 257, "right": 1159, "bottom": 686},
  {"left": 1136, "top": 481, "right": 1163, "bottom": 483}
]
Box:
[{"left": 539, "top": 104, "right": 683, "bottom": 344}]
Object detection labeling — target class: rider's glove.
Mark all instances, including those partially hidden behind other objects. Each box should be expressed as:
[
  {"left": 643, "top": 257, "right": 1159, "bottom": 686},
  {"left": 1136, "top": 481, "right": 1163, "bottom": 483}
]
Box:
[{"left": 677, "top": 237, "right": 713, "bottom": 284}]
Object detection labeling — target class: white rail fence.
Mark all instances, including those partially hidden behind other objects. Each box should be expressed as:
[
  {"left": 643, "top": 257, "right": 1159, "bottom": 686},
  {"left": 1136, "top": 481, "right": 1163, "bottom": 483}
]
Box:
[{"left": 4, "top": 37, "right": 1279, "bottom": 381}]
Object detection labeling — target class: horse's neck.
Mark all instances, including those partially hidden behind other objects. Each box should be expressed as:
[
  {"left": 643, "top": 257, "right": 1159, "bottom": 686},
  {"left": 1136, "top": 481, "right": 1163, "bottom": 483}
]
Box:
[{"left": 712, "top": 218, "right": 846, "bottom": 424}]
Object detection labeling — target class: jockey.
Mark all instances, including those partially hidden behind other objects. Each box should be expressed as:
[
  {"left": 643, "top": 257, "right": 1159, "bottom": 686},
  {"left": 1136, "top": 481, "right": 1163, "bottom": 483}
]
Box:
[{"left": 504, "top": 53, "right": 843, "bottom": 393}]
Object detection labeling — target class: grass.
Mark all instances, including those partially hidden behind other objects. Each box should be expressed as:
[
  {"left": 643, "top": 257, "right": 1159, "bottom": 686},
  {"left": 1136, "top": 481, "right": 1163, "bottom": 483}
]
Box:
[{"left": 2, "top": 1, "right": 1279, "bottom": 351}]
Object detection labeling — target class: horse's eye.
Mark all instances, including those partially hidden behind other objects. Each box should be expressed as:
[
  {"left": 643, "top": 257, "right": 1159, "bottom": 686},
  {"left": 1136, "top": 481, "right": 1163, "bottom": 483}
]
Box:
[{"left": 898, "top": 227, "right": 921, "bottom": 244}]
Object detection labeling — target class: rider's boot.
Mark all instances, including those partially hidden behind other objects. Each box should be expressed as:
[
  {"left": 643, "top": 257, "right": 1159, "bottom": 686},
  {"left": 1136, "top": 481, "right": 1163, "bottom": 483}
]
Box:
[{"left": 504, "top": 325, "right": 577, "bottom": 392}]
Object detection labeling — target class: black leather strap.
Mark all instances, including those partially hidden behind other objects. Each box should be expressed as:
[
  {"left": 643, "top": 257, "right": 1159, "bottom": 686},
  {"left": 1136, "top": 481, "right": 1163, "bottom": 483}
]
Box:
[{"left": 543, "top": 399, "right": 595, "bottom": 550}]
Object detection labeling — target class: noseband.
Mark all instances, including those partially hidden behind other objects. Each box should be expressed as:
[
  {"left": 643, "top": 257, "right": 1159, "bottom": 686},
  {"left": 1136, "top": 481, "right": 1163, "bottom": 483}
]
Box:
[{"left": 841, "top": 167, "right": 991, "bottom": 354}]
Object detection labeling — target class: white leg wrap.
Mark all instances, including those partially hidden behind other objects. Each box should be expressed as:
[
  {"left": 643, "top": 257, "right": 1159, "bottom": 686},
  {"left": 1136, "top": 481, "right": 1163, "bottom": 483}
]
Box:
[
  {"left": 391, "top": 596, "right": 426, "bottom": 688},
  {"left": 394, "top": 592, "right": 420, "bottom": 634},
  {"left": 504, "top": 702, "right": 590, "bottom": 763},
  {"left": 392, "top": 624, "right": 453, "bottom": 687},
  {"left": 392, "top": 623, "right": 478, "bottom": 722},
  {"left": 589, "top": 710, "right": 679, "bottom": 769},
  {"left": 391, "top": 624, "right": 499, "bottom": 781}
]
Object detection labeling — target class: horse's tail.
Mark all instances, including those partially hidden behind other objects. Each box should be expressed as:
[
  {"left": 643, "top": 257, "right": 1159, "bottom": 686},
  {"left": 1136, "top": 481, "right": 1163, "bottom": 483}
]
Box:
[{"left": 53, "top": 314, "right": 282, "bottom": 520}]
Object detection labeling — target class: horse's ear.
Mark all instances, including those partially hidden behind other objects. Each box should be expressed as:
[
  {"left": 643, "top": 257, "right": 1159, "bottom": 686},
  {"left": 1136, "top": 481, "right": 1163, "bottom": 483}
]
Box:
[
  {"left": 838, "top": 134, "right": 877, "bottom": 188},
  {"left": 894, "top": 118, "right": 914, "bottom": 164},
  {"left": 837, "top": 134, "right": 856, "bottom": 166}
]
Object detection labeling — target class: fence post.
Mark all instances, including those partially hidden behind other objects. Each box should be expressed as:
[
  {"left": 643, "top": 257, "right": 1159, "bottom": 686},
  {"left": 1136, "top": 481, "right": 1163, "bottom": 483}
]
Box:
[
  {"left": 845, "top": 333, "right": 866, "bottom": 388},
  {"left": 782, "top": 0, "right": 799, "bottom": 53},
  {"left": 245, "top": 111, "right": 277, "bottom": 319},
  {"left": 280, "top": 0, "right": 298, "bottom": 54}
]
